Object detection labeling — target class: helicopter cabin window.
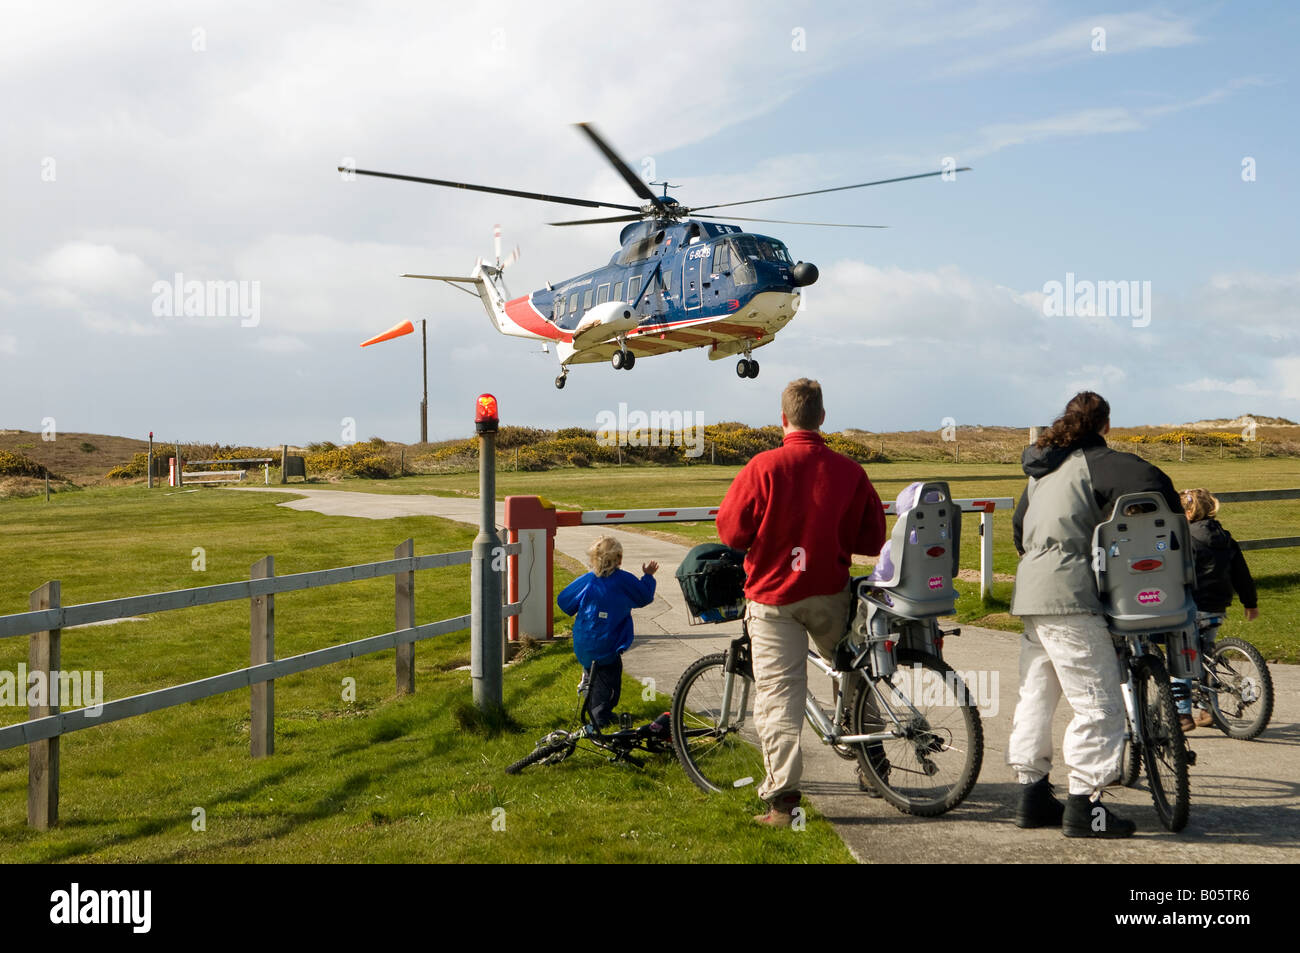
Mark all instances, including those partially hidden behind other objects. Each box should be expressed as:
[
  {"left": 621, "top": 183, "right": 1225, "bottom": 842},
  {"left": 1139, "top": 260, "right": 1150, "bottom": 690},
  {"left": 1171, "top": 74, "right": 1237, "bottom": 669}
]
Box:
[
  {"left": 583, "top": 289, "right": 593, "bottom": 310},
  {"left": 627, "top": 275, "right": 642, "bottom": 302},
  {"left": 568, "top": 293, "right": 579, "bottom": 315},
  {"left": 712, "top": 243, "right": 731, "bottom": 275},
  {"left": 661, "top": 270, "right": 671, "bottom": 292},
  {"left": 613, "top": 281, "right": 624, "bottom": 302},
  {"left": 596, "top": 283, "right": 610, "bottom": 305},
  {"left": 554, "top": 295, "right": 565, "bottom": 320}
]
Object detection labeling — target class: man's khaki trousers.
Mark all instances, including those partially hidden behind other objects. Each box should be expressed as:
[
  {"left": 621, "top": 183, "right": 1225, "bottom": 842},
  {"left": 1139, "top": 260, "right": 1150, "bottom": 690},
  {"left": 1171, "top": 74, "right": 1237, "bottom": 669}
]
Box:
[{"left": 746, "top": 585, "right": 852, "bottom": 802}]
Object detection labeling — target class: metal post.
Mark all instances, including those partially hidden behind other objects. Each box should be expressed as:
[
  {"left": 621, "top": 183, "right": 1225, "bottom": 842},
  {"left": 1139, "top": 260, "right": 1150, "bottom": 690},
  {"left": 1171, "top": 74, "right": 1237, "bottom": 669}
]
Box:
[
  {"left": 280, "top": 444, "right": 288, "bottom": 484},
  {"left": 395, "top": 539, "right": 415, "bottom": 695},
  {"left": 176, "top": 442, "right": 183, "bottom": 487},
  {"left": 147, "top": 433, "right": 154, "bottom": 489},
  {"left": 250, "top": 556, "right": 274, "bottom": 758},
  {"left": 28, "top": 581, "right": 59, "bottom": 829},
  {"left": 471, "top": 432, "right": 503, "bottom": 713},
  {"left": 420, "top": 319, "right": 428, "bottom": 444}
]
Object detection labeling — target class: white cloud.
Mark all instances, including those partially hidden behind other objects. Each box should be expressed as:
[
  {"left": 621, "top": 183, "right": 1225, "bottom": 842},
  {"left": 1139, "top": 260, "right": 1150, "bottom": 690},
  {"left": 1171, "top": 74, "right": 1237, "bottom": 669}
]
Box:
[
  {"left": 1181, "top": 378, "right": 1267, "bottom": 397},
  {"left": 941, "top": 11, "right": 1200, "bottom": 77}
]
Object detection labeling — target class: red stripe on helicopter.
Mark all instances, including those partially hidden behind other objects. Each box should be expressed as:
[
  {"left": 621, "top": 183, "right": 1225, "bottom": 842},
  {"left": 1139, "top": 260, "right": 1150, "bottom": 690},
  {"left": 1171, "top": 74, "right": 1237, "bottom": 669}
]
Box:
[{"left": 504, "top": 295, "right": 570, "bottom": 342}]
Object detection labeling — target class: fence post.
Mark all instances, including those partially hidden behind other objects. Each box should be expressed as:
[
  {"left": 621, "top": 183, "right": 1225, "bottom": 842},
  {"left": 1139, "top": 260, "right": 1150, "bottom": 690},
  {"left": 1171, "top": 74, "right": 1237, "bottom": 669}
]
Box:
[
  {"left": 27, "top": 581, "right": 60, "bottom": 830},
  {"left": 395, "top": 539, "right": 415, "bottom": 695},
  {"left": 471, "top": 396, "right": 504, "bottom": 712},
  {"left": 250, "top": 556, "right": 274, "bottom": 758}
]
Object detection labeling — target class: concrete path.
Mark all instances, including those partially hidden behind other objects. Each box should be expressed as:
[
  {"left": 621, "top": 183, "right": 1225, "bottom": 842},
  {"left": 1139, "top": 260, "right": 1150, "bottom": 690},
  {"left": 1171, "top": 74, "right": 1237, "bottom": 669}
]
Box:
[{"left": 231, "top": 486, "right": 1300, "bottom": 863}]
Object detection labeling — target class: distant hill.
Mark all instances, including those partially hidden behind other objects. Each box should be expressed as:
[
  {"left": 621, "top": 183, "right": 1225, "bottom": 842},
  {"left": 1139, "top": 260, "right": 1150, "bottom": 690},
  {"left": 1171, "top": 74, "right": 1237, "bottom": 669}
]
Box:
[{"left": 1159, "top": 415, "right": 1298, "bottom": 430}]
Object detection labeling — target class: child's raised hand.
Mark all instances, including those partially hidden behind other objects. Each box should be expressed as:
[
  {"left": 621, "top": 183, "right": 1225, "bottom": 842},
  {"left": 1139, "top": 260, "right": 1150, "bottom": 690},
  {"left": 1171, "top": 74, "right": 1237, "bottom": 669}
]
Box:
[
  {"left": 1245, "top": 607, "right": 1259, "bottom": 621},
  {"left": 642, "top": 561, "right": 659, "bottom": 576}
]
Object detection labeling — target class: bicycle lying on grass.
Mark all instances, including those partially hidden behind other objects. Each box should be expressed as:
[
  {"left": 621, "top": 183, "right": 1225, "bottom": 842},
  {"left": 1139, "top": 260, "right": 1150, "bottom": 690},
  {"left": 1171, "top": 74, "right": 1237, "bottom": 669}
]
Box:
[
  {"left": 671, "top": 482, "right": 984, "bottom": 817},
  {"left": 505, "top": 661, "right": 673, "bottom": 775}
]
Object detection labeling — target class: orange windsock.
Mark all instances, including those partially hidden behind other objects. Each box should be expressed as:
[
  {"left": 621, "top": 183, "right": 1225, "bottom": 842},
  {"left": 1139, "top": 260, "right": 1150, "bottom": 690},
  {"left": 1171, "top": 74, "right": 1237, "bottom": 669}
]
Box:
[{"left": 360, "top": 320, "right": 415, "bottom": 347}]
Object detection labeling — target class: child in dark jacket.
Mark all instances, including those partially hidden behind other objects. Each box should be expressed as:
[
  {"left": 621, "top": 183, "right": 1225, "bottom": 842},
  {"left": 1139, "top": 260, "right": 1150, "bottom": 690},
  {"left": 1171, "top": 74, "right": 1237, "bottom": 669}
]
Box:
[
  {"left": 557, "top": 536, "right": 657, "bottom": 728},
  {"left": 1180, "top": 488, "right": 1260, "bottom": 730}
]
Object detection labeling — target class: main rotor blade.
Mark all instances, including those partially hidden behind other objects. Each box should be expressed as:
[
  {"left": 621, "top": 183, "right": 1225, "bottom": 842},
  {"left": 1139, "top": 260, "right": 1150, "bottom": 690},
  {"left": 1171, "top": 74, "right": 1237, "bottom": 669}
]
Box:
[
  {"left": 574, "top": 123, "right": 666, "bottom": 212},
  {"left": 547, "top": 213, "right": 645, "bottom": 227},
  {"left": 703, "top": 214, "right": 887, "bottom": 229},
  {"left": 341, "top": 167, "right": 641, "bottom": 212},
  {"left": 688, "top": 167, "right": 972, "bottom": 213}
]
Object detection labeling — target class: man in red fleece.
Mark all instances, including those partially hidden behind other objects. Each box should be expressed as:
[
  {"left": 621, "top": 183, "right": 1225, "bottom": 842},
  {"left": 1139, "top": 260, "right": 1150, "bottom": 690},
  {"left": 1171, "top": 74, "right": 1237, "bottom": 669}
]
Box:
[{"left": 717, "top": 378, "right": 886, "bottom": 826}]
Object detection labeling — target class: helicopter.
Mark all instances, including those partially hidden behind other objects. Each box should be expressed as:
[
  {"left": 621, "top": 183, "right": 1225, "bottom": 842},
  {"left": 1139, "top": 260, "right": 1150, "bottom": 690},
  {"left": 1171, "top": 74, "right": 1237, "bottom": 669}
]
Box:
[{"left": 342, "top": 124, "right": 968, "bottom": 389}]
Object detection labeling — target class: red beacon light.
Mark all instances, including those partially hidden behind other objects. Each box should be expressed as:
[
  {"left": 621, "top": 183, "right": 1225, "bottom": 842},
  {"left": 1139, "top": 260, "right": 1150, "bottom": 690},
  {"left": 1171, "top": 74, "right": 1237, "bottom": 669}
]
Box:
[{"left": 475, "top": 394, "right": 499, "bottom": 434}]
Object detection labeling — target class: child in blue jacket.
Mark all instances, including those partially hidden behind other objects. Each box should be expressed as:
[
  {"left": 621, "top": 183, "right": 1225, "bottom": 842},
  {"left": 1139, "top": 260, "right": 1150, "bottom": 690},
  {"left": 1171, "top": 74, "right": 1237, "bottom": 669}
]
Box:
[{"left": 557, "top": 536, "right": 657, "bottom": 728}]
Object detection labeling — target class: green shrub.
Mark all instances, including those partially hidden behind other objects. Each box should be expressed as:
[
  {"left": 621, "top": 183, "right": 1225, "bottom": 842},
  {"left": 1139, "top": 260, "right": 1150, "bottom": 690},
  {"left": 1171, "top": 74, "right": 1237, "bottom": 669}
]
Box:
[{"left": 0, "top": 449, "right": 46, "bottom": 478}]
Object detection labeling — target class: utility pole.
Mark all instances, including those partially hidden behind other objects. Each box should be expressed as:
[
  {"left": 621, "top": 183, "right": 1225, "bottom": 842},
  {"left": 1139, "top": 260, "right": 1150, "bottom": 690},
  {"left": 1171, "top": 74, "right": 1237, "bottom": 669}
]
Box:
[{"left": 420, "top": 319, "right": 428, "bottom": 444}]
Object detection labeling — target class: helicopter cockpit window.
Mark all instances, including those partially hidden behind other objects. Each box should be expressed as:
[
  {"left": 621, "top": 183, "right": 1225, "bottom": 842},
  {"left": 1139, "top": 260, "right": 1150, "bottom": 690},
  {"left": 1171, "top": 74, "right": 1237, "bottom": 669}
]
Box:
[
  {"left": 758, "top": 240, "right": 793, "bottom": 264},
  {"left": 732, "top": 235, "right": 761, "bottom": 261}
]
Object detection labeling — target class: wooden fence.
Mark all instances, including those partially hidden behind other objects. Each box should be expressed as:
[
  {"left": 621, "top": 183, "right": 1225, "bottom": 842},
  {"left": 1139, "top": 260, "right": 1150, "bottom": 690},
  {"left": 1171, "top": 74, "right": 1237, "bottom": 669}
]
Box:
[
  {"left": 0, "top": 538, "right": 521, "bottom": 829},
  {"left": 1214, "top": 489, "right": 1300, "bottom": 551}
]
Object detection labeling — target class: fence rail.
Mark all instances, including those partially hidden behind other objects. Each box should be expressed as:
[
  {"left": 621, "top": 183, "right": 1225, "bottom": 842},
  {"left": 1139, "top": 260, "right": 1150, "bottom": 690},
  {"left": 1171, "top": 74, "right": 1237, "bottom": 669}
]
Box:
[
  {"left": 0, "top": 538, "right": 520, "bottom": 829},
  {"left": 1214, "top": 488, "right": 1300, "bottom": 552}
]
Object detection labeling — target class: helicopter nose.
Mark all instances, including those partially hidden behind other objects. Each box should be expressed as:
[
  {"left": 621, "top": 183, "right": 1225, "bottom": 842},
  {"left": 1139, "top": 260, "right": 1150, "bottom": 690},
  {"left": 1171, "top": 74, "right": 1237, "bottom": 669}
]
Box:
[{"left": 791, "top": 261, "right": 819, "bottom": 287}]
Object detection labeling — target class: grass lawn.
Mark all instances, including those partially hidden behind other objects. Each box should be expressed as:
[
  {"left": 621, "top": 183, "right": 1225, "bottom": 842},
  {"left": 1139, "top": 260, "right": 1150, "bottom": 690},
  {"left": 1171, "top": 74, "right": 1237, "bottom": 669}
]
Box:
[
  {"left": 301, "top": 459, "right": 1300, "bottom": 662},
  {"left": 0, "top": 486, "right": 850, "bottom": 862}
]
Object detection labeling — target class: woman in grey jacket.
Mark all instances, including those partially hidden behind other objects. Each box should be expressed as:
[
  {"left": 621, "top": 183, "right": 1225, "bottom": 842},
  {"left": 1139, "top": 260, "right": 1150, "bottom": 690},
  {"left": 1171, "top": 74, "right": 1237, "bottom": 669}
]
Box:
[{"left": 1008, "top": 391, "right": 1180, "bottom": 838}]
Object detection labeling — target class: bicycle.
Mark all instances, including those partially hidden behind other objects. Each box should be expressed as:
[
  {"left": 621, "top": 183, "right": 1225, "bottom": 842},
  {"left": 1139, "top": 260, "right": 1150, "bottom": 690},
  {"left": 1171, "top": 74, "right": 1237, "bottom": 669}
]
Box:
[
  {"left": 671, "top": 482, "right": 984, "bottom": 817},
  {"left": 505, "top": 662, "right": 674, "bottom": 775},
  {"left": 1190, "top": 613, "right": 1274, "bottom": 740},
  {"left": 1112, "top": 630, "right": 1191, "bottom": 832},
  {"left": 1095, "top": 491, "right": 1196, "bottom": 832}
]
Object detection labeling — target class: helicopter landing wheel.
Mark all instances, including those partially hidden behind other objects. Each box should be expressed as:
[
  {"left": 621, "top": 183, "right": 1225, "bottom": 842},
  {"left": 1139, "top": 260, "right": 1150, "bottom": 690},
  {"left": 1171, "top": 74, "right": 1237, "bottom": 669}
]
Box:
[
  {"left": 611, "top": 350, "right": 625, "bottom": 370},
  {"left": 747, "top": 359, "right": 759, "bottom": 379},
  {"left": 622, "top": 350, "right": 635, "bottom": 370},
  {"left": 554, "top": 374, "right": 567, "bottom": 390},
  {"left": 736, "top": 358, "right": 759, "bottom": 379}
]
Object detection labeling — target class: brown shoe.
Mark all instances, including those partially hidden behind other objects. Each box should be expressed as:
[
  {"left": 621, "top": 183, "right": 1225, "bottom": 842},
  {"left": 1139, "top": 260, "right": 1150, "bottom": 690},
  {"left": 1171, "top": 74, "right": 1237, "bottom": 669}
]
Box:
[
  {"left": 753, "top": 792, "right": 802, "bottom": 827},
  {"left": 1194, "top": 709, "right": 1215, "bottom": 728},
  {"left": 1179, "top": 714, "right": 1195, "bottom": 733}
]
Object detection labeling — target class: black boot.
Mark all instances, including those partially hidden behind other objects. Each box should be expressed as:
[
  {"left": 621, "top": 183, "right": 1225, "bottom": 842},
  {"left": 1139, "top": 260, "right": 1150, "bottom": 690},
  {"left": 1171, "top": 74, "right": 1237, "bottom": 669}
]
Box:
[
  {"left": 1062, "top": 794, "right": 1136, "bottom": 838},
  {"left": 1015, "top": 776, "right": 1065, "bottom": 829}
]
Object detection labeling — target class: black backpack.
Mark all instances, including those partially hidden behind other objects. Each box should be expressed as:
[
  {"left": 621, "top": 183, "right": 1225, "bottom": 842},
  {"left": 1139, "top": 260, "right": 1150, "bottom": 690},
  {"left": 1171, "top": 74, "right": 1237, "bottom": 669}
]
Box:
[{"left": 676, "top": 543, "right": 747, "bottom": 615}]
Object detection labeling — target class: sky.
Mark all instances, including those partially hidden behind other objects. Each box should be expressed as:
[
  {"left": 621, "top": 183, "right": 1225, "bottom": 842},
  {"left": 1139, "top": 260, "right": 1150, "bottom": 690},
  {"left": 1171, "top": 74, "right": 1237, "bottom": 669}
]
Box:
[{"left": 2, "top": 0, "right": 1297, "bottom": 445}]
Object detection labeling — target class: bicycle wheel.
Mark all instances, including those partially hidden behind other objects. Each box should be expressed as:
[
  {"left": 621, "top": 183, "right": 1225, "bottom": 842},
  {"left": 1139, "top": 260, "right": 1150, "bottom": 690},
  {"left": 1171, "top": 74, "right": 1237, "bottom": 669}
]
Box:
[
  {"left": 1135, "top": 654, "right": 1189, "bottom": 832},
  {"left": 505, "top": 738, "right": 573, "bottom": 775},
  {"left": 670, "top": 652, "right": 764, "bottom": 794},
  {"left": 850, "top": 649, "right": 983, "bottom": 816},
  {"left": 1204, "top": 637, "right": 1273, "bottom": 740}
]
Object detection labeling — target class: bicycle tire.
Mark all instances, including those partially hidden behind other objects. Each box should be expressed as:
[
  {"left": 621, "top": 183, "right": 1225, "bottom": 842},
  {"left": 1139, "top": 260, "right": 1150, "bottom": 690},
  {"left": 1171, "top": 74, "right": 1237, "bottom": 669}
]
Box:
[
  {"left": 1118, "top": 733, "right": 1142, "bottom": 787},
  {"left": 1205, "top": 637, "right": 1273, "bottom": 740},
  {"left": 1135, "top": 654, "right": 1190, "bottom": 832},
  {"left": 505, "top": 739, "right": 572, "bottom": 775},
  {"left": 670, "top": 652, "right": 764, "bottom": 794},
  {"left": 851, "top": 650, "right": 983, "bottom": 817}
]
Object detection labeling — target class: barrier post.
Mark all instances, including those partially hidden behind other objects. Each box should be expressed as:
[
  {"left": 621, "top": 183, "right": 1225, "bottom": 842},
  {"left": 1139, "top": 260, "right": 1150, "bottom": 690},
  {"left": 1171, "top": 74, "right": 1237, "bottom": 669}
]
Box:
[
  {"left": 504, "top": 496, "right": 557, "bottom": 641},
  {"left": 395, "top": 538, "right": 415, "bottom": 695},
  {"left": 979, "top": 510, "right": 994, "bottom": 602},
  {"left": 250, "top": 556, "right": 274, "bottom": 757},
  {"left": 27, "top": 581, "right": 60, "bottom": 830}
]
